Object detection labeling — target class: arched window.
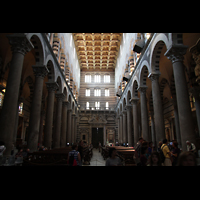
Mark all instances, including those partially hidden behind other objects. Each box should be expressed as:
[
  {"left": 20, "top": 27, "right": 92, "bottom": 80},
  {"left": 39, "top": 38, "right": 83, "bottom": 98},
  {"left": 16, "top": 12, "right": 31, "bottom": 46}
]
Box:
[{"left": 104, "top": 74, "right": 110, "bottom": 83}]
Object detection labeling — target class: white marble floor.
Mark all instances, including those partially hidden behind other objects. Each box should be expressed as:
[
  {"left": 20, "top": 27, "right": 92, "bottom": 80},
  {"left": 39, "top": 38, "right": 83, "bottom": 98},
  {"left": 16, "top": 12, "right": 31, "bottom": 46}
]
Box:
[{"left": 83, "top": 148, "right": 105, "bottom": 166}]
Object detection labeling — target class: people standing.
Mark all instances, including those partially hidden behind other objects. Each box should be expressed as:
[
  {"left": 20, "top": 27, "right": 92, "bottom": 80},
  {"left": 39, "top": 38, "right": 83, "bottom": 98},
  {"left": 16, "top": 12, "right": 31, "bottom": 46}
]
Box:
[
  {"left": 68, "top": 144, "right": 81, "bottom": 166},
  {"left": 171, "top": 141, "right": 180, "bottom": 166},
  {"left": 186, "top": 140, "right": 196, "bottom": 155},
  {"left": 98, "top": 141, "right": 101, "bottom": 152},
  {"left": 161, "top": 139, "right": 172, "bottom": 166}
]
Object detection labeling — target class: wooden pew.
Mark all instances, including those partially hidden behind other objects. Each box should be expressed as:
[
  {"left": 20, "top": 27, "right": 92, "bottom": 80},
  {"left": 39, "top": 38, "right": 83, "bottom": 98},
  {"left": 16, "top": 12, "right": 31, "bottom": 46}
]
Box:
[{"left": 23, "top": 147, "right": 71, "bottom": 166}]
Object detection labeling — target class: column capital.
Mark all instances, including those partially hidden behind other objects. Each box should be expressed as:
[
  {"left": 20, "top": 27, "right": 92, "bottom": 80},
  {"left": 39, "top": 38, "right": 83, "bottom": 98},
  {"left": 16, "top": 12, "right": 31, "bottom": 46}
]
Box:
[
  {"left": 138, "top": 86, "right": 148, "bottom": 94},
  {"left": 32, "top": 65, "right": 49, "bottom": 78},
  {"left": 46, "top": 82, "right": 59, "bottom": 92},
  {"left": 148, "top": 72, "right": 161, "bottom": 81},
  {"left": 122, "top": 110, "right": 127, "bottom": 115},
  {"left": 125, "top": 104, "right": 132, "bottom": 111},
  {"left": 164, "top": 44, "right": 188, "bottom": 64},
  {"left": 62, "top": 101, "right": 69, "bottom": 106},
  {"left": 130, "top": 97, "right": 140, "bottom": 105},
  {"left": 7, "top": 33, "right": 34, "bottom": 55},
  {"left": 55, "top": 93, "right": 65, "bottom": 101}
]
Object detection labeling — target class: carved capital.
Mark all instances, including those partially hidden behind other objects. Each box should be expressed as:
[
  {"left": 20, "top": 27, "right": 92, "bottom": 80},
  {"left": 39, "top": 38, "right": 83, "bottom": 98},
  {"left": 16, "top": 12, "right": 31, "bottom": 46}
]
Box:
[
  {"left": 130, "top": 97, "right": 140, "bottom": 105},
  {"left": 125, "top": 104, "right": 132, "bottom": 111},
  {"left": 32, "top": 65, "right": 49, "bottom": 78},
  {"left": 138, "top": 86, "right": 148, "bottom": 94},
  {"left": 46, "top": 82, "right": 59, "bottom": 92},
  {"left": 164, "top": 44, "right": 188, "bottom": 64},
  {"left": 62, "top": 101, "right": 69, "bottom": 106},
  {"left": 55, "top": 93, "right": 65, "bottom": 101},
  {"left": 148, "top": 72, "right": 160, "bottom": 81},
  {"left": 7, "top": 33, "right": 34, "bottom": 55}
]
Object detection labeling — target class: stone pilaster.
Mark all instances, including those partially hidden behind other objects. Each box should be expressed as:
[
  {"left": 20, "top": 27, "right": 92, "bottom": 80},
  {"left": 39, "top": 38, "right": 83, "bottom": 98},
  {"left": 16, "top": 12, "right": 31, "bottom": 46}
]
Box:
[
  {"left": 165, "top": 45, "right": 196, "bottom": 151},
  {"left": 28, "top": 65, "right": 49, "bottom": 152},
  {"left": 0, "top": 34, "right": 33, "bottom": 156}
]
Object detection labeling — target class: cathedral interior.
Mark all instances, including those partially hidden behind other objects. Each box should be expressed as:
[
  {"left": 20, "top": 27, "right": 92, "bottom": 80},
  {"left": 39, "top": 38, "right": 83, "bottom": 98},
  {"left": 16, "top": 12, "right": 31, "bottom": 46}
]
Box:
[{"left": 0, "top": 33, "right": 200, "bottom": 165}]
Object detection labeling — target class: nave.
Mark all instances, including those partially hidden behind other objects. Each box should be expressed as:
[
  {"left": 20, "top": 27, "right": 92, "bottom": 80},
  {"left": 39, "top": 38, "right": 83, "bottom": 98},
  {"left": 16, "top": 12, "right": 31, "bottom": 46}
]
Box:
[{"left": 83, "top": 148, "right": 105, "bottom": 166}]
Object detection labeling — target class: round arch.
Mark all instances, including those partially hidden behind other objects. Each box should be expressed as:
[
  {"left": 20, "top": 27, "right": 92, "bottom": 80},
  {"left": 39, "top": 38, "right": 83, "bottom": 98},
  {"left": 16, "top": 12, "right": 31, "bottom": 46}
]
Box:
[
  {"left": 27, "top": 33, "right": 45, "bottom": 65},
  {"left": 150, "top": 33, "right": 169, "bottom": 73}
]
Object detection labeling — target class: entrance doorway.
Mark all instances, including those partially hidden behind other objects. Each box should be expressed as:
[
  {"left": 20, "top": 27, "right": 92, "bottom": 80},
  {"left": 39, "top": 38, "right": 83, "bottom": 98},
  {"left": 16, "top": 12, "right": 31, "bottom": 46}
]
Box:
[{"left": 92, "top": 128, "right": 103, "bottom": 148}]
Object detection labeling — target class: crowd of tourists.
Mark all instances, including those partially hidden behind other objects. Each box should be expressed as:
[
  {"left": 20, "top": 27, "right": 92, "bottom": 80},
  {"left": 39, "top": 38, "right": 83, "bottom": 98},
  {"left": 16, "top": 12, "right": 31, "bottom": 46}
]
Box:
[{"left": 133, "top": 137, "right": 198, "bottom": 166}]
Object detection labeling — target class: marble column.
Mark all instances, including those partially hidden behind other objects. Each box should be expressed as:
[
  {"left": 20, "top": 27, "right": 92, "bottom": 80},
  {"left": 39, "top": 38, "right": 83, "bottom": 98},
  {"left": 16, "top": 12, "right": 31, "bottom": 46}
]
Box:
[
  {"left": 117, "top": 116, "right": 120, "bottom": 143},
  {"left": 170, "top": 98, "right": 181, "bottom": 148},
  {"left": 38, "top": 110, "right": 45, "bottom": 147},
  {"left": 150, "top": 111, "right": 156, "bottom": 146},
  {"left": 122, "top": 110, "right": 127, "bottom": 144},
  {"left": 165, "top": 45, "right": 196, "bottom": 151},
  {"left": 53, "top": 93, "right": 65, "bottom": 148},
  {"left": 148, "top": 72, "right": 165, "bottom": 145},
  {"left": 67, "top": 109, "right": 72, "bottom": 145},
  {"left": 126, "top": 105, "right": 133, "bottom": 147},
  {"left": 71, "top": 113, "right": 76, "bottom": 144},
  {"left": 28, "top": 65, "right": 49, "bottom": 152},
  {"left": 74, "top": 116, "right": 77, "bottom": 143},
  {"left": 138, "top": 86, "right": 149, "bottom": 141},
  {"left": 44, "top": 82, "right": 59, "bottom": 149},
  {"left": 119, "top": 113, "right": 123, "bottom": 144},
  {"left": 0, "top": 34, "right": 33, "bottom": 156},
  {"left": 131, "top": 98, "right": 139, "bottom": 146},
  {"left": 60, "top": 101, "right": 68, "bottom": 147}
]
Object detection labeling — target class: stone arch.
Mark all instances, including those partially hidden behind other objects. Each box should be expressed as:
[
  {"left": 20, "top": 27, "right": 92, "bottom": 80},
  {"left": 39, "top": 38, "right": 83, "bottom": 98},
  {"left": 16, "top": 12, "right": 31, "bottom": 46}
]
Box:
[
  {"left": 27, "top": 33, "right": 45, "bottom": 65},
  {"left": 46, "top": 58, "right": 55, "bottom": 82},
  {"left": 123, "top": 97, "right": 126, "bottom": 111},
  {"left": 63, "top": 87, "right": 68, "bottom": 101},
  {"left": 56, "top": 76, "right": 62, "bottom": 93},
  {"left": 159, "top": 78, "right": 169, "bottom": 101},
  {"left": 132, "top": 80, "right": 139, "bottom": 98},
  {"left": 150, "top": 33, "right": 169, "bottom": 73},
  {"left": 22, "top": 76, "right": 34, "bottom": 102},
  {"left": 139, "top": 65, "right": 149, "bottom": 86},
  {"left": 120, "top": 103, "right": 122, "bottom": 113},
  {"left": 72, "top": 101, "right": 75, "bottom": 114},
  {"left": 127, "top": 90, "right": 132, "bottom": 105}
]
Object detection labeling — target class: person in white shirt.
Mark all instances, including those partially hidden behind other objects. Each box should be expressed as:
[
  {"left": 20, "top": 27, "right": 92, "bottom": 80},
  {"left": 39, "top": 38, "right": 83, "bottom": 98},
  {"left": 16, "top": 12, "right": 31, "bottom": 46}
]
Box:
[{"left": 186, "top": 140, "right": 196, "bottom": 153}]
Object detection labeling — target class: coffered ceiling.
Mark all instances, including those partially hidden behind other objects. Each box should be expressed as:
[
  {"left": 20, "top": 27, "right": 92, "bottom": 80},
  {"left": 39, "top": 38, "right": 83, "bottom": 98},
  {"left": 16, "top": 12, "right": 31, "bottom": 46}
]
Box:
[{"left": 73, "top": 33, "right": 122, "bottom": 71}]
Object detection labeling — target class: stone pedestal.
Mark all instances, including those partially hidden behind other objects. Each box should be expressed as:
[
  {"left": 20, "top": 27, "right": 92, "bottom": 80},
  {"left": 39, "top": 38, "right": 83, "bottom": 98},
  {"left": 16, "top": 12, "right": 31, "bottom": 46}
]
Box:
[
  {"left": 165, "top": 45, "right": 196, "bottom": 151},
  {"left": 148, "top": 72, "right": 165, "bottom": 145},
  {"left": 44, "top": 82, "right": 59, "bottom": 149},
  {"left": 0, "top": 34, "right": 33, "bottom": 156},
  {"left": 28, "top": 65, "right": 49, "bottom": 152}
]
